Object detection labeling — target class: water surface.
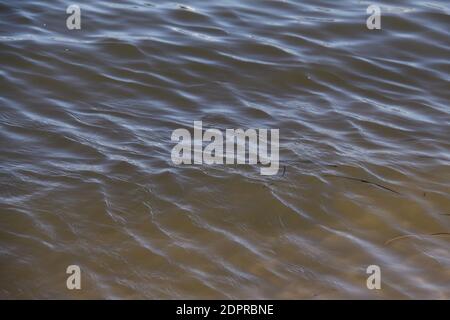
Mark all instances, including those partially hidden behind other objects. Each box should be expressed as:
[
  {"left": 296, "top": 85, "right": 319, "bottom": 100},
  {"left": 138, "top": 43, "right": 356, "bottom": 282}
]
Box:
[{"left": 0, "top": 0, "right": 449, "bottom": 299}]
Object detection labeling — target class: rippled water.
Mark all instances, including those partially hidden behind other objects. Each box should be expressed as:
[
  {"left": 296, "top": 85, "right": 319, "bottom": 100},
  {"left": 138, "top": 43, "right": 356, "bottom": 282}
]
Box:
[{"left": 1, "top": 0, "right": 449, "bottom": 299}]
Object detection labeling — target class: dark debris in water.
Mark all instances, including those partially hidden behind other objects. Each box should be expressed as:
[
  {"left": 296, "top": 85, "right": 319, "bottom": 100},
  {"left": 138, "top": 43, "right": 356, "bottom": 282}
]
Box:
[{"left": 325, "top": 174, "right": 402, "bottom": 195}]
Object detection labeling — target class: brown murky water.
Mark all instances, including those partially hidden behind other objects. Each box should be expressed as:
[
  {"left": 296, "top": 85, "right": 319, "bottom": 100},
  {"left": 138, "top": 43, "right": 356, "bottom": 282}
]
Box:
[{"left": 0, "top": 0, "right": 449, "bottom": 299}]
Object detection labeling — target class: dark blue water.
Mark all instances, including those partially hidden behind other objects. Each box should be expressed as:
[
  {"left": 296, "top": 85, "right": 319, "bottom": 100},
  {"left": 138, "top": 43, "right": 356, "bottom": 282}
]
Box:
[{"left": 0, "top": 0, "right": 449, "bottom": 299}]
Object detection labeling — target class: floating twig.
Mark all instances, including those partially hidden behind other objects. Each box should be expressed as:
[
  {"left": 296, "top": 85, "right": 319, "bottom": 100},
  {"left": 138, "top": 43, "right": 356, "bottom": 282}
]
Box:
[
  {"left": 324, "top": 174, "right": 401, "bottom": 195},
  {"left": 385, "top": 232, "right": 450, "bottom": 245}
]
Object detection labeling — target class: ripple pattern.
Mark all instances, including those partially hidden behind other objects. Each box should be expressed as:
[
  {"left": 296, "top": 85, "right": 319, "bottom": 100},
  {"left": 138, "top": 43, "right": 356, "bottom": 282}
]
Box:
[{"left": 0, "top": 0, "right": 449, "bottom": 299}]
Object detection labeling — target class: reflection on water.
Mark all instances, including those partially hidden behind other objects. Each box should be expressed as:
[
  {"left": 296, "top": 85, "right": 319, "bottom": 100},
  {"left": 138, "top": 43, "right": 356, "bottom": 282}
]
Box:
[{"left": 0, "top": 0, "right": 449, "bottom": 299}]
